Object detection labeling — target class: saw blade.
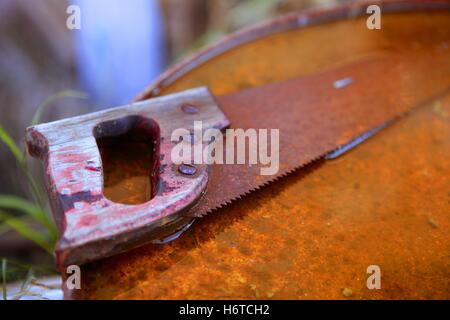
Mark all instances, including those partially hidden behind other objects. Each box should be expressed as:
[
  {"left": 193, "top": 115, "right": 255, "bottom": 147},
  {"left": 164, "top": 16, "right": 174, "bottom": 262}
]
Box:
[{"left": 184, "top": 49, "right": 450, "bottom": 218}]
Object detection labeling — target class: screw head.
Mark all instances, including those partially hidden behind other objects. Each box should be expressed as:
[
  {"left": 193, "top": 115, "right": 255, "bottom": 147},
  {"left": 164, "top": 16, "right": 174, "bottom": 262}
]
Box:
[{"left": 178, "top": 164, "right": 197, "bottom": 175}]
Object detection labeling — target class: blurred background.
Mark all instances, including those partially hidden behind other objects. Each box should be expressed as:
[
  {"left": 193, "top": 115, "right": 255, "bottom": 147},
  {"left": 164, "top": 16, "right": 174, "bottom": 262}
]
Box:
[{"left": 0, "top": 0, "right": 343, "bottom": 292}]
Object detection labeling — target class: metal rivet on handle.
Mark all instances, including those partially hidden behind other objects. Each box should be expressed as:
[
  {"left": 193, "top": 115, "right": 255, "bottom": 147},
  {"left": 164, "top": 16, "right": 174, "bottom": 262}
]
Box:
[
  {"left": 181, "top": 104, "right": 199, "bottom": 114},
  {"left": 178, "top": 164, "right": 197, "bottom": 176}
]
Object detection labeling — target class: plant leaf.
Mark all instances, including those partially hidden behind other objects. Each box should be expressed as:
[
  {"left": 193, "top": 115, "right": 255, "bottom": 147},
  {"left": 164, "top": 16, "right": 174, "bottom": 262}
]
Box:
[
  {"left": 0, "top": 223, "right": 11, "bottom": 236},
  {"left": 0, "top": 195, "right": 55, "bottom": 235},
  {"left": 0, "top": 210, "right": 53, "bottom": 254},
  {"left": 2, "top": 258, "right": 6, "bottom": 300},
  {"left": 0, "top": 125, "right": 25, "bottom": 163},
  {"left": 0, "top": 256, "right": 55, "bottom": 274},
  {"left": 20, "top": 268, "right": 34, "bottom": 292},
  {"left": 32, "top": 90, "right": 89, "bottom": 126}
]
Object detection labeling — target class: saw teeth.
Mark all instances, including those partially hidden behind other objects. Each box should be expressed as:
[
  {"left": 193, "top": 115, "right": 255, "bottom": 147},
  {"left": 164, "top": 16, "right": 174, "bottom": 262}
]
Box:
[{"left": 190, "top": 152, "right": 326, "bottom": 218}]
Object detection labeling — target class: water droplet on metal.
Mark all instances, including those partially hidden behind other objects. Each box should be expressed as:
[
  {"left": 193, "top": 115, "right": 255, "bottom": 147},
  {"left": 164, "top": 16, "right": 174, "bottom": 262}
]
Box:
[
  {"left": 333, "top": 77, "right": 353, "bottom": 89},
  {"left": 152, "top": 219, "right": 196, "bottom": 244}
]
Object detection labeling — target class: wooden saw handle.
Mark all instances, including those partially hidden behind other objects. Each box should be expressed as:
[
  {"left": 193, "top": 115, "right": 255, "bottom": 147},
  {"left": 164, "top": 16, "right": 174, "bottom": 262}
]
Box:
[{"left": 25, "top": 87, "right": 229, "bottom": 269}]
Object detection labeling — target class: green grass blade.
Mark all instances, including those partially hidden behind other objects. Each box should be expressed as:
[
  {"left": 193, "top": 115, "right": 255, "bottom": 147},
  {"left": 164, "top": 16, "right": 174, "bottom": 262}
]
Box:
[
  {"left": 0, "top": 216, "right": 41, "bottom": 237},
  {"left": 31, "top": 90, "right": 89, "bottom": 126},
  {"left": 0, "top": 223, "right": 11, "bottom": 236},
  {"left": 10, "top": 268, "right": 35, "bottom": 300},
  {"left": 0, "top": 195, "right": 55, "bottom": 234},
  {"left": 2, "top": 258, "right": 6, "bottom": 300},
  {"left": 20, "top": 268, "right": 34, "bottom": 292},
  {"left": 0, "top": 256, "right": 55, "bottom": 274},
  {"left": 16, "top": 157, "right": 50, "bottom": 227},
  {"left": 20, "top": 170, "right": 54, "bottom": 237},
  {"left": 0, "top": 124, "right": 50, "bottom": 229},
  {"left": 0, "top": 210, "right": 53, "bottom": 254},
  {"left": 0, "top": 125, "right": 25, "bottom": 163}
]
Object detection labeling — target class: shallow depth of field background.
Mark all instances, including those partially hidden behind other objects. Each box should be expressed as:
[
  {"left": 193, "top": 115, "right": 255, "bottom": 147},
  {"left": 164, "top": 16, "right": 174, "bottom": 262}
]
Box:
[{"left": 0, "top": 0, "right": 345, "bottom": 280}]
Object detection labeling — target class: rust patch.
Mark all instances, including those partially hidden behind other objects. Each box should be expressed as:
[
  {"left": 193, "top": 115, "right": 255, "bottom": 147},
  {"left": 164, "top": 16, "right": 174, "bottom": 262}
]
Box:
[{"left": 69, "top": 6, "right": 450, "bottom": 299}]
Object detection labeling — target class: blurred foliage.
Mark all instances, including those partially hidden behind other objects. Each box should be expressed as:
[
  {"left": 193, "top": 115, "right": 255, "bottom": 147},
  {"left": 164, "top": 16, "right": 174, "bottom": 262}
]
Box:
[
  {"left": 0, "top": 90, "right": 88, "bottom": 255},
  {"left": 2, "top": 258, "right": 6, "bottom": 300},
  {"left": 227, "top": 0, "right": 282, "bottom": 30},
  {"left": 181, "top": 0, "right": 281, "bottom": 56},
  {"left": 180, "top": 0, "right": 339, "bottom": 58},
  {"left": 0, "top": 257, "right": 57, "bottom": 300}
]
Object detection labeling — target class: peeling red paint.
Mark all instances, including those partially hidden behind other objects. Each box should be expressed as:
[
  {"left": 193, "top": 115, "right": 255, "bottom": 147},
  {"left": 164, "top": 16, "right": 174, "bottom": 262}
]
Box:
[{"left": 26, "top": 88, "right": 230, "bottom": 268}]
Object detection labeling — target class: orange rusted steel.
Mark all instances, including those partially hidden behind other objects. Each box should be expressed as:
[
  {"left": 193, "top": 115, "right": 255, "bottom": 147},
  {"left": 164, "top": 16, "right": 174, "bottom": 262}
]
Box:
[
  {"left": 61, "top": 1, "right": 450, "bottom": 299},
  {"left": 78, "top": 96, "right": 450, "bottom": 299},
  {"left": 184, "top": 53, "right": 450, "bottom": 218}
]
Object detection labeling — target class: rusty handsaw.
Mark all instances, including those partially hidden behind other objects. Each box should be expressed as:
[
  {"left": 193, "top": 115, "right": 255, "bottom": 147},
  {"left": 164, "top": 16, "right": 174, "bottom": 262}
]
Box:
[{"left": 26, "top": 44, "right": 450, "bottom": 269}]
